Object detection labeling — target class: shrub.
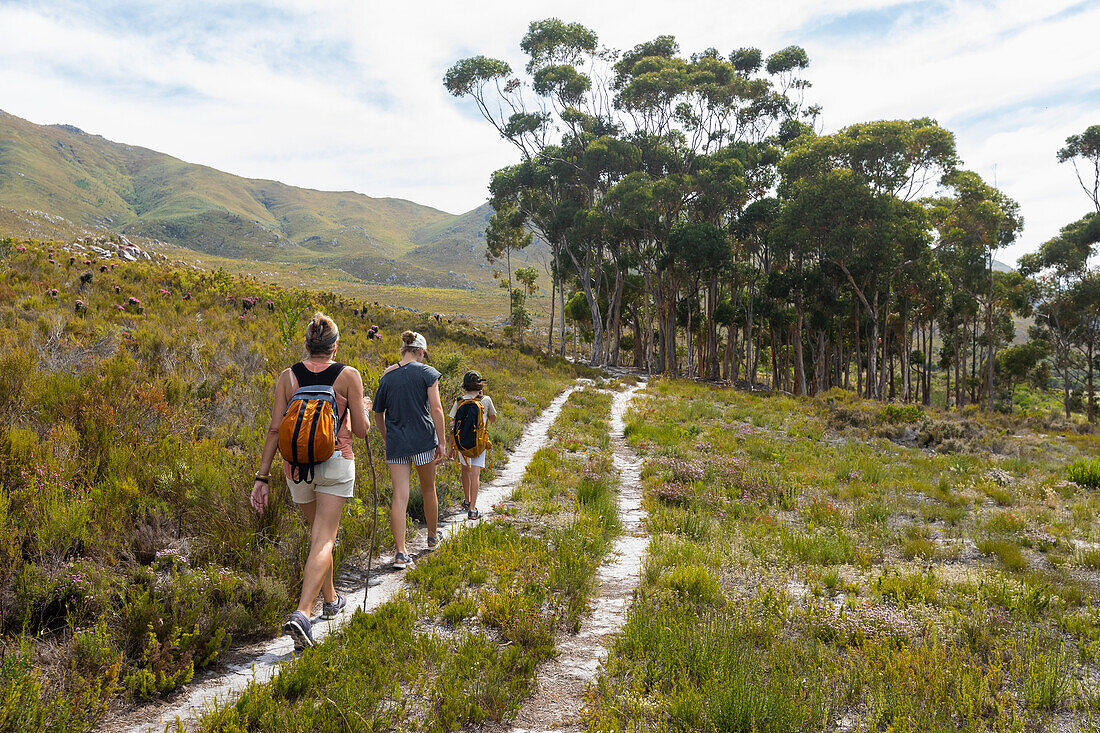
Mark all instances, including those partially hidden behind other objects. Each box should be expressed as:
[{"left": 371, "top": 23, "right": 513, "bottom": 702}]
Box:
[
  {"left": 875, "top": 568, "right": 939, "bottom": 607},
  {"left": 1066, "top": 457, "right": 1100, "bottom": 489},
  {"left": 661, "top": 565, "right": 724, "bottom": 606},
  {"left": 441, "top": 595, "right": 478, "bottom": 625},
  {"left": 882, "top": 404, "right": 924, "bottom": 423},
  {"left": 976, "top": 538, "right": 1028, "bottom": 572}
]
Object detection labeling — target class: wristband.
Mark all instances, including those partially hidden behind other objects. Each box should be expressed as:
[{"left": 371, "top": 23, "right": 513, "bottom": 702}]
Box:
[{"left": 254, "top": 472, "right": 271, "bottom": 484}]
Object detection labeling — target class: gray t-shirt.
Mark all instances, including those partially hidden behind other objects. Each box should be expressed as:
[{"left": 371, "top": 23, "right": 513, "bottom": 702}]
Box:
[{"left": 373, "top": 361, "right": 442, "bottom": 459}]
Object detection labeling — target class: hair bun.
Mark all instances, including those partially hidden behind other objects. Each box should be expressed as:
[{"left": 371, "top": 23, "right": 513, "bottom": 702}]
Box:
[
  {"left": 401, "top": 330, "right": 416, "bottom": 345},
  {"left": 305, "top": 311, "right": 339, "bottom": 355}
]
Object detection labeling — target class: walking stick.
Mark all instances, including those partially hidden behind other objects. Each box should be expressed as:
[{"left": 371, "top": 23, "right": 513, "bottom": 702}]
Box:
[{"left": 362, "top": 429, "right": 380, "bottom": 613}]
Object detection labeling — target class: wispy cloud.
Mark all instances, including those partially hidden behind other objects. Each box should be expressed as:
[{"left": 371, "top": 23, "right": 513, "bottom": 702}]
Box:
[{"left": 0, "top": 0, "right": 1096, "bottom": 261}]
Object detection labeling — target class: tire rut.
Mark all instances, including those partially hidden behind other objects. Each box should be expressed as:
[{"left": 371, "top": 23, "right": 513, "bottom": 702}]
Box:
[{"left": 487, "top": 379, "right": 649, "bottom": 733}]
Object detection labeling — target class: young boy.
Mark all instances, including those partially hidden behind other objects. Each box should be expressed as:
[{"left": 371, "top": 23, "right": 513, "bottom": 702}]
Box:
[{"left": 447, "top": 370, "right": 497, "bottom": 519}]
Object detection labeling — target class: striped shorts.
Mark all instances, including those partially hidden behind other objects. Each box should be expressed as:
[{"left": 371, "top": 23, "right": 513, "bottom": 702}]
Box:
[{"left": 386, "top": 447, "right": 437, "bottom": 466}]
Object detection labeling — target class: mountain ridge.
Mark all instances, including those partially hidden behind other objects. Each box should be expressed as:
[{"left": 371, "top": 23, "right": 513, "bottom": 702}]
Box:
[{"left": 0, "top": 108, "right": 524, "bottom": 290}]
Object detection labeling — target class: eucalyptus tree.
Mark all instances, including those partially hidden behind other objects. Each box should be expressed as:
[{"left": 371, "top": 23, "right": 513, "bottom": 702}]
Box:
[
  {"left": 780, "top": 118, "right": 956, "bottom": 399},
  {"left": 1071, "top": 273, "right": 1100, "bottom": 420},
  {"left": 1019, "top": 212, "right": 1100, "bottom": 418},
  {"left": 734, "top": 196, "right": 781, "bottom": 385},
  {"left": 928, "top": 170, "right": 1023, "bottom": 410},
  {"left": 666, "top": 220, "right": 729, "bottom": 377},
  {"left": 1058, "top": 125, "right": 1100, "bottom": 212},
  {"left": 445, "top": 18, "right": 605, "bottom": 359},
  {"left": 611, "top": 36, "right": 810, "bottom": 373},
  {"left": 570, "top": 130, "right": 643, "bottom": 363},
  {"left": 485, "top": 203, "right": 533, "bottom": 325},
  {"left": 448, "top": 21, "right": 812, "bottom": 370},
  {"left": 603, "top": 170, "right": 659, "bottom": 368},
  {"left": 692, "top": 147, "right": 748, "bottom": 378}
]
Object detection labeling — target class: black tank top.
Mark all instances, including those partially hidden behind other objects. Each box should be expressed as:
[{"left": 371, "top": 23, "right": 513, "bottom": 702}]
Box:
[{"left": 291, "top": 362, "right": 345, "bottom": 387}]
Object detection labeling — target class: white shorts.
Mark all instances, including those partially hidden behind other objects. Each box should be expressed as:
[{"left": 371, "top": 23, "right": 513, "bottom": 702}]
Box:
[
  {"left": 287, "top": 453, "right": 355, "bottom": 504},
  {"left": 457, "top": 450, "right": 487, "bottom": 468}
]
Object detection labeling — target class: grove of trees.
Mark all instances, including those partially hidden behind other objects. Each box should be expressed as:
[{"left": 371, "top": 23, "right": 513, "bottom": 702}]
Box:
[{"left": 445, "top": 19, "right": 1100, "bottom": 416}]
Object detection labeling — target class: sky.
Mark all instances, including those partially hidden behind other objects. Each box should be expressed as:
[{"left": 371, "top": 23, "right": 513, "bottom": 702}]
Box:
[{"left": 0, "top": 0, "right": 1097, "bottom": 264}]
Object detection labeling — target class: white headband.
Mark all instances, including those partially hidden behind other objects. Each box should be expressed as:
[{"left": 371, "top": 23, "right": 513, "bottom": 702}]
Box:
[{"left": 410, "top": 332, "right": 428, "bottom": 350}]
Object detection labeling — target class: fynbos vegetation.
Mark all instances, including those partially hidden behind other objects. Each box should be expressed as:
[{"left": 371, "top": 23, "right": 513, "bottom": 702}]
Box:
[
  {"left": 0, "top": 238, "right": 582, "bottom": 729},
  {"left": 588, "top": 379, "right": 1100, "bottom": 730}
]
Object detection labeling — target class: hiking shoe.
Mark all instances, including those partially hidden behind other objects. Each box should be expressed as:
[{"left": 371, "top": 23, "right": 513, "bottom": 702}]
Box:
[
  {"left": 393, "top": 552, "right": 411, "bottom": 570},
  {"left": 467, "top": 509, "right": 481, "bottom": 520},
  {"left": 460, "top": 499, "right": 470, "bottom": 511},
  {"left": 283, "top": 610, "right": 314, "bottom": 650},
  {"left": 426, "top": 535, "right": 438, "bottom": 549},
  {"left": 321, "top": 593, "right": 346, "bottom": 620}
]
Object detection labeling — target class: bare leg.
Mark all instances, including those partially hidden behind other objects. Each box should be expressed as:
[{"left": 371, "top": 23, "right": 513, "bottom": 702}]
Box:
[
  {"left": 461, "top": 465, "right": 472, "bottom": 505},
  {"left": 388, "top": 461, "right": 411, "bottom": 555},
  {"left": 469, "top": 465, "right": 482, "bottom": 511},
  {"left": 415, "top": 461, "right": 439, "bottom": 539},
  {"left": 296, "top": 493, "right": 346, "bottom": 616},
  {"left": 298, "top": 501, "right": 336, "bottom": 604}
]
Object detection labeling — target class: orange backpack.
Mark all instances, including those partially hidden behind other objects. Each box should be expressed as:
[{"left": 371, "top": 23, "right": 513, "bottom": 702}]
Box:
[{"left": 278, "top": 363, "right": 345, "bottom": 483}]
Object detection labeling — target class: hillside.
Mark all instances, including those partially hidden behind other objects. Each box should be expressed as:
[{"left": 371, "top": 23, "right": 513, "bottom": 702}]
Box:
[
  {"left": 406, "top": 201, "right": 550, "bottom": 281},
  {"left": 0, "top": 109, "right": 511, "bottom": 291}
]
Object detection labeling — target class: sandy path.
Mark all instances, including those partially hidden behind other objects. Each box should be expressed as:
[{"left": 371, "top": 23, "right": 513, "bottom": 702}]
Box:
[
  {"left": 499, "top": 380, "right": 649, "bottom": 733},
  {"left": 114, "top": 381, "right": 586, "bottom": 733}
]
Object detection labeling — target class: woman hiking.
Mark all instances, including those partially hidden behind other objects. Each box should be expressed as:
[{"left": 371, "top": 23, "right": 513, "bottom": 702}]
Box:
[
  {"left": 372, "top": 330, "right": 446, "bottom": 569},
  {"left": 250, "top": 312, "right": 371, "bottom": 649}
]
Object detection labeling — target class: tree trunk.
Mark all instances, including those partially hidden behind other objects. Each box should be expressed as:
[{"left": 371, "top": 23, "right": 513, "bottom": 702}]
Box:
[
  {"left": 1089, "top": 339, "right": 1095, "bottom": 423},
  {"left": 685, "top": 288, "right": 694, "bottom": 378},
  {"left": 770, "top": 330, "right": 779, "bottom": 390},
  {"left": 643, "top": 269, "right": 654, "bottom": 373},
  {"left": 900, "top": 305, "right": 910, "bottom": 403},
  {"left": 558, "top": 266, "right": 567, "bottom": 358},
  {"left": 745, "top": 278, "right": 756, "bottom": 385},
  {"left": 954, "top": 312, "right": 962, "bottom": 409},
  {"left": 793, "top": 303, "right": 807, "bottom": 396},
  {"left": 1063, "top": 330, "right": 1072, "bottom": 419},
  {"left": 547, "top": 267, "right": 555, "bottom": 356},
  {"left": 869, "top": 292, "right": 880, "bottom": 400},
  {"left": 506, "top": 247, "right": 513, "bottom": 325},
  {"left": 987, "top": 250, "right": 995, "bottom": 412},
  {"left": 706, "top": 276, "right": 719, "bottom": 380},
  {"left": 724, "top": 326, "right": 736, "bottom": 381},
  {"left": 855, "top": 307, "right": 862, "bottom": 397}
]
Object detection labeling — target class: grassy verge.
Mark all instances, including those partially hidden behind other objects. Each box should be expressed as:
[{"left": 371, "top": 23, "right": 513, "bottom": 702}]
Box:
[
  {"left": 197, "top": 382, "right": 622, "bottom": 731},
  {"left": 0, "top": 238, "right": 584, "bottom": 729},
  {"left": 587, "top": 378, "right": 1100, "bottom": 731}
]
